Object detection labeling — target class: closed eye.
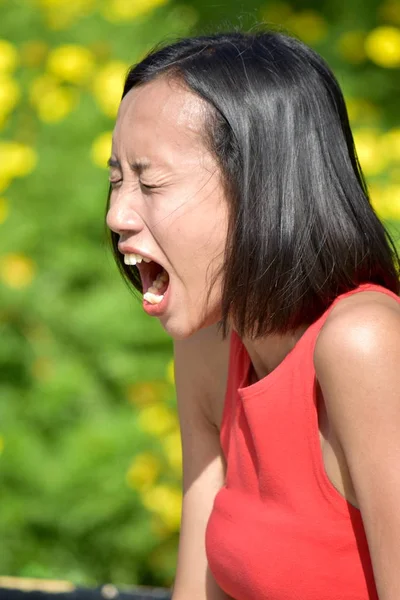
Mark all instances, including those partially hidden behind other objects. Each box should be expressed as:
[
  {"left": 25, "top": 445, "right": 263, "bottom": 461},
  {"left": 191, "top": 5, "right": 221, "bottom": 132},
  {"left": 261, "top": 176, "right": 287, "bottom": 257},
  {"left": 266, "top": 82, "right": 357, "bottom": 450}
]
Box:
[
  {"left": 108, "top": 179, "right": 158, "bottom": 191},
  {"left": 140, "top": 182, "right": 158, "bottom": 191},
  {"left": 109, "top": 179, "right": 122, "bottom": 188}
]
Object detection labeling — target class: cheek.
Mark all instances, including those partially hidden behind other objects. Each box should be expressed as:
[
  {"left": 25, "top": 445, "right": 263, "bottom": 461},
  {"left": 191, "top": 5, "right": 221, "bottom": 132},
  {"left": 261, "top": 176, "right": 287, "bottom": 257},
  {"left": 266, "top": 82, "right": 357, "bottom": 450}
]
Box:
[
  {"left": 178, "top": 230, "right": 226, "bottom": 298},
  {"left": 154, "top": 187, "right": 227, "bottom": 277}
]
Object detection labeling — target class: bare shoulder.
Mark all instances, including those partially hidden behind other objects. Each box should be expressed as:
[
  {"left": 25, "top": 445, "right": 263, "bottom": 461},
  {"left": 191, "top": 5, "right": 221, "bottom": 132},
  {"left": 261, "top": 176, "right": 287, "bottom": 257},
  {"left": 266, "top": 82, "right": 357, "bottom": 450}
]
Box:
[
  {"left": 315, "top": 288, "right": 400, "bottom": 362},
  {"left": 174, "top": 322, "right": 231, "bottom": 429},
  {"left": 313, "top": 288, "right": 400, "bottom": 412}
]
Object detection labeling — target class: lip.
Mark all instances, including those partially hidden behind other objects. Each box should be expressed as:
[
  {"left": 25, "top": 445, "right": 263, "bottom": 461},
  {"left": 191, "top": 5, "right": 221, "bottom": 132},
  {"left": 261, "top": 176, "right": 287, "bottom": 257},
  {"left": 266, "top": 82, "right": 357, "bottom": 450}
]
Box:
[
  {"left": 118, "top": 244, "right": 170, "bottom": 307},
  {"left": 143, "top": 282, "right": 170, "bottom": 318}
]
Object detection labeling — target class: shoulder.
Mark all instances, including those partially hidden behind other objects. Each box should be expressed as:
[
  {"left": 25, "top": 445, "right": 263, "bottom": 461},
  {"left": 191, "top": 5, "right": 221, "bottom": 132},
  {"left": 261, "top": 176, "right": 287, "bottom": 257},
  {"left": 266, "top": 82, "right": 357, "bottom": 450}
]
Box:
[
  {"left": 314, "top": 289, "right": 400, "bottom": 369},
  {"left": 313, "top": 289, "right": 400, "bottom": 427}
]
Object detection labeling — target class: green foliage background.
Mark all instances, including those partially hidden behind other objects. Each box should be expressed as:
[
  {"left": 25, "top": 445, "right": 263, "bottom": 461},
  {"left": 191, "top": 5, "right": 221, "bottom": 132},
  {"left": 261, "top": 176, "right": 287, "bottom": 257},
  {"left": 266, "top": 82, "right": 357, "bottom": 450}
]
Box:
[{"left": 0, "top": 0, "right": 399, "bottom": 590}]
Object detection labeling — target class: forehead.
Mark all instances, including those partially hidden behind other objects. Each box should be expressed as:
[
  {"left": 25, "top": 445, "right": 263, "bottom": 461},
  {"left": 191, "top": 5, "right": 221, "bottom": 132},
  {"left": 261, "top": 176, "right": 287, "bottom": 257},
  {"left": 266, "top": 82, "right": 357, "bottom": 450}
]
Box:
[{"left": 113, "top": 76, "right": 208, "bottom": 154}]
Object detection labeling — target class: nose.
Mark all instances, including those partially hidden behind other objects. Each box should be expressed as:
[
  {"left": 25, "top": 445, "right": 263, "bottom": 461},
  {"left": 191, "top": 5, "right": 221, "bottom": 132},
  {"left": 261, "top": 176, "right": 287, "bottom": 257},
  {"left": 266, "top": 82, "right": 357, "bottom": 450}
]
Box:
[{"left": 106, "top": 190, "right": 145, "bottom": 236}]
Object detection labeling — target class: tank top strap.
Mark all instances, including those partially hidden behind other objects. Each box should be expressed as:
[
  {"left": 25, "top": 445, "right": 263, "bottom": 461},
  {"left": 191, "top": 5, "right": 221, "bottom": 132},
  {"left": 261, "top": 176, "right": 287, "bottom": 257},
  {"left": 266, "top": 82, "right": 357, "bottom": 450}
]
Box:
[{"left": 220, "top": 328, "right": 247, "bottom": 455}]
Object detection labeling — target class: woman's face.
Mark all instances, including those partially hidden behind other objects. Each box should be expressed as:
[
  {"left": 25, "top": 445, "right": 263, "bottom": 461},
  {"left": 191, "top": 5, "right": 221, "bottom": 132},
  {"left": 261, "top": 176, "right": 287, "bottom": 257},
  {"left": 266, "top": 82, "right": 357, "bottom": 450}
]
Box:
[{"left": 106, "top": 75, "right": 229, "bottom": 340}]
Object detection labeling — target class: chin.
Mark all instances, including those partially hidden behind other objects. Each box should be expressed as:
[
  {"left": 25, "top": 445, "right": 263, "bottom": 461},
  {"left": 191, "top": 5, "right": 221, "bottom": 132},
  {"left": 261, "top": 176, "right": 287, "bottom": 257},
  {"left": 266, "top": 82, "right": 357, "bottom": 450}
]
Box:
[
  {"left": 161, "top": 308, "right": 222, "bottom": 341},
  {"left": 161, "top": 319, "right": 202, "bottom": 341}
]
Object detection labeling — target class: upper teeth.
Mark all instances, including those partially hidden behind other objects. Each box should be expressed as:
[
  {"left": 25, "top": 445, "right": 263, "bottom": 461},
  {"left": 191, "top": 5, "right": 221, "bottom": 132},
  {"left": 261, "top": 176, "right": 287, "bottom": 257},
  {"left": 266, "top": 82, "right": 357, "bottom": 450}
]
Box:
[{"left": 124, "top": 253, "right": 151, "bottom": 265}]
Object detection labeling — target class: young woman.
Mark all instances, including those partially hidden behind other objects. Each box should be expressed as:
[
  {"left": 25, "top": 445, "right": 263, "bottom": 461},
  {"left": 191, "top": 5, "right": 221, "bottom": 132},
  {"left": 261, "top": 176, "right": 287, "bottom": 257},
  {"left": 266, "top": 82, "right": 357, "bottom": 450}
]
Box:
[{"left": 106, "top": 30, "right": 400, "bottom": 600}]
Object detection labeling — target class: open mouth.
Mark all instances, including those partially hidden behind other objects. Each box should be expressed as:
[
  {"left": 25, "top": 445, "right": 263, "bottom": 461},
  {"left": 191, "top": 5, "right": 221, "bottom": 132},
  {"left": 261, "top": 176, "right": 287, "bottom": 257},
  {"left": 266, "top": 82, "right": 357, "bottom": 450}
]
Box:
[{"left": 136, "top": 260, "right": 170, "bottom": 304}]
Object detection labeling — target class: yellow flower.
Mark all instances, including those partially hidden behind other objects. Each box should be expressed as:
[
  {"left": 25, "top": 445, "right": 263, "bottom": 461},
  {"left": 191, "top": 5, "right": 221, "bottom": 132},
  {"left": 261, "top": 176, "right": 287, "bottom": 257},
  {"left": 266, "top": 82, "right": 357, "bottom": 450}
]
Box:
[
  {"left": 137, "top": 403, "right": 178, "bottom": 436},
  {"left": 162, "top": 430, "right": 182, "bottom": 474},
  {"left": 337, "top": 31, "right": 367, "bottom": 64},
  {"left": 91, "top": 131, "right": 113, "bottom": 169},
  {"left": 353, "top": 129, "right": 387, "bottom": 176},
  {"left": 30, "top": 75, "right": 78, "bottom": 122},
  {"left": 0, "top": 75, "right": 20, "bottom": 125},
  {"left": 126, "top": 452, "right": 161, "bottom": 490},
  {"left": 369, "top": 183, "right": 385, "bottom": 215},
  {"left": 38, "top": 0, "right": 96, "bottom": 30},
  {"left": 30, "top": 74, "right": 58, "bottom": 105},
  {"left": 0, "top": 253, "right": 36, "bottom": 289},
  {"left": 383, "top": 184, "right": 400, "bottom": 219},
  {"left": 345, "top": 98, "right": 379, "bottom": 124},
  {"left": 102, "top": 0, "right": 169, "bottom": 22},
  {"left": 0, "top": 142, "right": 37, "bottom": 179},
  {"left": 365, "top": 26, "right": 400, "bottom": 68},
  {"left": 369, "top": 183, "right": 400, "bottom": 220},
  {"left": 382, "top": 127, "right": 400, "bottom": 163},
  {"left": 0, "top": 40, "right": 18, "bottom": 73},
  {"left": 0, "top": 197, "right": 9, "bottom": 224},
  {"left": 127, "top": 380, "right": 170, "bottom": 406},
  {"left": 38, "top": 87, "right": 78, "bottom": 122},
  {"left": 20, "top": 41, "right": 48, "bottom": 67},
  {"left": 142, "top": 484, "right": 182, "bottom": 532},
  {"left": 47, "top": 45, "right": 94, "bottom": 85},
  {"left": 92, "top": 61, "right": 129, "bottom": 118},
  {"left": 166, "top": 358, "right": 174, "bottom": 385},
  {"left": 287, "top": 10, "right": 328, "bottom": 44}
]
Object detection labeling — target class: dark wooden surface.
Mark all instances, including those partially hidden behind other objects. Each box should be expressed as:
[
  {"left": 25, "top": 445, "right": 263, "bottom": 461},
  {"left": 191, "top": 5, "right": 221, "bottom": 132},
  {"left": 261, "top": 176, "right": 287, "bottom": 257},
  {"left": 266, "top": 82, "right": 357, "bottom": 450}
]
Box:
[{"left": 0, "top": 581, "right": 171, "bottom": 600}]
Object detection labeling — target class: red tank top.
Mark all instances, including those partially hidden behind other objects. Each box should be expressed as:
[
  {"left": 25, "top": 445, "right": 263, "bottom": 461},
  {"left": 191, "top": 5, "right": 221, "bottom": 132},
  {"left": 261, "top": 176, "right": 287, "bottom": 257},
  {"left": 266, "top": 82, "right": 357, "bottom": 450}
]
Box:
[{"left": 205, "top": 282, "right": 400, "bottom": 600}]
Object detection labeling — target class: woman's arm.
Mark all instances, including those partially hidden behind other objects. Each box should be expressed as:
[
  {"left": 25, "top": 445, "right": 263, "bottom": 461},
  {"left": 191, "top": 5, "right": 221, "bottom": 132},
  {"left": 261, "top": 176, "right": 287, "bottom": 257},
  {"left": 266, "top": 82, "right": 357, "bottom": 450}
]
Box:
[
  {"left": 172, "top": 323, "right": 232, "bottom": 600},
  {"left": 314, "top": 297, "right": 400, "bottom": 600}
]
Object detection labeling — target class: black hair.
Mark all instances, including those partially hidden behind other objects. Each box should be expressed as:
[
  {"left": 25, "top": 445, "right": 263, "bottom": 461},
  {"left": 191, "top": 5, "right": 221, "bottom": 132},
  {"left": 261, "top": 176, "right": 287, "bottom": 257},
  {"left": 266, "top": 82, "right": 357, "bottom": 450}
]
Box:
[{"left": 106, "top": 29, "right": 400, "bottom": 339}]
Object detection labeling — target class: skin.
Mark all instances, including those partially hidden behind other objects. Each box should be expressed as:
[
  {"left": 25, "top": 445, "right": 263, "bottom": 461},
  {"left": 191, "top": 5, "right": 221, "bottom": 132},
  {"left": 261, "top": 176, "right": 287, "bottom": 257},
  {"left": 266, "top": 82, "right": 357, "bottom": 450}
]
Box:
[
  {"left": 106, "top": 74, "right": 308, "bottom": 365},
  {"left": 106, "top": 75, "right": 228, "bottom": 340},
  {"left": 107, "top": 73, "right": 400, "bottom": 599}
]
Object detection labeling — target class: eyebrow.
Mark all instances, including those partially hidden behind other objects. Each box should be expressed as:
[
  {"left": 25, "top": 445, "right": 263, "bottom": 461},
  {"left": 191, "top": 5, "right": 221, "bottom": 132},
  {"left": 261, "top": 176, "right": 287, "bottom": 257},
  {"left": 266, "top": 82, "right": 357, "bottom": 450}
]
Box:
[{"left": 107, "top": 157, "right": 151, "bottom": 173}]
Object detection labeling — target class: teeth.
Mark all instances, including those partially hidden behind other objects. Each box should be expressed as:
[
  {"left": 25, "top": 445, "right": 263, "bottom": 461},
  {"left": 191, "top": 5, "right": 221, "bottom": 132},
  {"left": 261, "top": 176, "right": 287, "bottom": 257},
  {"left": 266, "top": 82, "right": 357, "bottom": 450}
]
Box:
[
  {"left": 122, "top": 256, "right": 169, "bottom": 306},
  {"left": 123, "top": 253, "right": 151, "bottom": 265},
  {"left": 143, "top": 292, "right": 164, "bottom": 305},
  {"left": 150, "top": 269, "right": 169, "bottom": 291},
  {"left": 124, "top": 254, "right": 136, "bottom": 265}
]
